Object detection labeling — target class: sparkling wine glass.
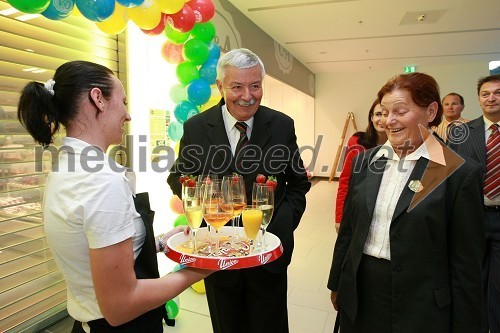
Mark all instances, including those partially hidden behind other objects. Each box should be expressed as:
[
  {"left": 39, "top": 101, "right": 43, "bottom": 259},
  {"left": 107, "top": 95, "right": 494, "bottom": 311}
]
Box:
[
  {"left": 241, "top": 205, "right": 263, "bottom": 254},
  {"left": 223, "top": 174, "right": 247, "bottom": 247},
  {"left": 197, "top": 174, "right": 218, "bottom": 253},
  {"left": 182, "top": 184, "right": 203, "bottom": 254},
  {"left": 202, "top": 180, "right": 233, "bottom": 256},
  {"left": 252, "top": 183, "right": 274, "bottom": 250}
]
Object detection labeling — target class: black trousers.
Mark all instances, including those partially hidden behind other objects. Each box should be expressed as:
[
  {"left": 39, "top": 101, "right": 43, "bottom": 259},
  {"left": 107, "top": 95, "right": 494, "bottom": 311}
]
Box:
[
  {"left": 481, "top": 209, "right": 500, "bottom": 333},
  {"left": 205, "top": 266, "right": 288, "bottom": 333},
  {"left": 340, "top": 254, "right": 392, "bottom": 333}
]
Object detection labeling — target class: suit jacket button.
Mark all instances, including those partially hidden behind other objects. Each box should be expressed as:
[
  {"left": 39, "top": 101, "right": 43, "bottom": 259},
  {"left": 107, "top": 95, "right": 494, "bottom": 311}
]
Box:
[
  {"left": 394, "top": 233, "right": 401, "bottom": 239},
  {"left": 397, "top": 293, "right": 404, "bottom": 301},
  {"left": 394, "top": 264, "right": 402, "bottom": 271}
]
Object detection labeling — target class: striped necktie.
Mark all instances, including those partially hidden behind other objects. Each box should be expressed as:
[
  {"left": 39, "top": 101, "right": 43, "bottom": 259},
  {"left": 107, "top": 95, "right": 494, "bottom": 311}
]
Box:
[
  {"left": 485, "top": 123, "right": 499, "bottom": 199},
  {"left": 234, "top": 121, "right": 248, "bottom": 159}
]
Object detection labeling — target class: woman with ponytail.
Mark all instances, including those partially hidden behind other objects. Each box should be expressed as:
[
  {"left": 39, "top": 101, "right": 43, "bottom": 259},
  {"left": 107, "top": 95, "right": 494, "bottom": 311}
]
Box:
[{"left": 18, "top": 61, "right": 211, "bottom": 333}]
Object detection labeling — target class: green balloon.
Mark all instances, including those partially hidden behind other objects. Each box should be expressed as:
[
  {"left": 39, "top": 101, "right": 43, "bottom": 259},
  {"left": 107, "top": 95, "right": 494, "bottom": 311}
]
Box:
[
  {"left": 165, "top": 24, "right": 190, "bottom": 44},
  {"left": 8, "top": 0, "right": 50, "bottom": 13},
  {"left": 165, "top": 297, "right": 180, "bottom": 318},
  {"left": 173, "top": 214, "right": 188, "bottom": 227},
  {"left": 191, "top": 22, "right": 216, "bottom": 43},
  {"left": 169, "top": 84, "right": 187, "bottom": 104},
  {"left": 176, "top": 62, "right": 200, "bottom": 85},
  {"left": 182, "top": 38, "right": 209, "bottom": 66}
]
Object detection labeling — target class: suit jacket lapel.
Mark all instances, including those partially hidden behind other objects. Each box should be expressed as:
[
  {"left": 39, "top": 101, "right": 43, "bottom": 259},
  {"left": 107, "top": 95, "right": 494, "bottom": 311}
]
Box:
[
  {"left": 392, "top": 158, "right": 429, "bottom": 221},
  {"left": 469, "top": 117, "right": 486, "bottom": 164},
  {"left": 365, "top": 156, "right": 387, "bottom": 221},
  {"left": 204, "top": 101, "right": 232, "bottom": 171},
  {"left": 248, "top": 107, "right": 272, "bottom": 148}
]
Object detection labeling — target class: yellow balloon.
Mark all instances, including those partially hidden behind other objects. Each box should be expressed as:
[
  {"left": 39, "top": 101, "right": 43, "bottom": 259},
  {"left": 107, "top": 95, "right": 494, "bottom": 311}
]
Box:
[
  {"left": 174, "top": 141, "right": 180, "bottom": 155},
  {"left": 191, "top": 280, "right": 206, "bottom": 294},
  {"left": 72, "top": 6, "right": 82, "bottom": 16},
  {"left": 158, "top": 0, "right": 184, "bottom": 14},
  {"left": 96, "top": 4, "right": 129, "bottom": 35},
  {"left": 129, "top": 0, "right": 162, "bottom": 30}
]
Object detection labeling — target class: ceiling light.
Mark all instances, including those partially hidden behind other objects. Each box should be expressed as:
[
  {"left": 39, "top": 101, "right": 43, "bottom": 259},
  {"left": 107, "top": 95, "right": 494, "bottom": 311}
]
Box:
[
  {"left": 22, "top": 67, "right": 38, "bottom": 72},
  {"left": 0, "top": 8, "right": 19, "bottom": 16},
  {"left": 25, "top": 48, "right": 35, "bottom": 53},
  {"left": 16, "top": 14, "right": 40, "bottom": 21}
]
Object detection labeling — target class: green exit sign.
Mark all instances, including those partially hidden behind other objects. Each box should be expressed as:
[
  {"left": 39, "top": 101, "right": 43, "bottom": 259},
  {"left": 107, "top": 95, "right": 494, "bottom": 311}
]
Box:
[{"left": 404, "top": 66, "right": 416, "bottom": 73}]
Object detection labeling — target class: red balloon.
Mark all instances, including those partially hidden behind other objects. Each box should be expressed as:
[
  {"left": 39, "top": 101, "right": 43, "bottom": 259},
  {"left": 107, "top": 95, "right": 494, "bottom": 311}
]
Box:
[
  {"left": 187, "top": 0, "right": 215, "bottom": 23},
  {"left": 161, "top": 41, "right": 184, "bottom": 64},
  {"left": 141, "top": 13, "right": 167, "bottom": 35},
  {"left": 165, "top": 4, "right": 196, "bottom": 33}
]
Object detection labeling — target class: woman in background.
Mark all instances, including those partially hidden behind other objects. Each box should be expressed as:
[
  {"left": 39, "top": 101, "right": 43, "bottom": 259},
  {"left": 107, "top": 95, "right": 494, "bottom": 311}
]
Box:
[
  {"left": 335, "top": 99, "right": 387, "bottom": 232},
  {"left": 18, "top": 60, "right": 211, "bottom": 333}
]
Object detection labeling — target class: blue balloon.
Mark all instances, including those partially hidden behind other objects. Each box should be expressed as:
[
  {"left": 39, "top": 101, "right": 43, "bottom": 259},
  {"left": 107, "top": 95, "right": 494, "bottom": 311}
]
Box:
[
  {"left": 75, "top": 0, "right": 114, "bottom": 22},
  {"left": 200, "top": 59, "right": 218, "bottom": 85},
  {"left": 116, "top": 0, "right": 144, "bottom": 7},
  {"left": 42, "top": 0, "right": 75, "bottom": 20},
  {"left": 187, "top": 79, "right": 211, "bottom": 106},
  {"left": 167, "top": 121, "right": 184, "bottom": 142},
  {"left": 207, "top": 42, "right": 220, "bottom": 61},
  {"left": 174, "top": 100, "right": 199, "bottom": 123}
]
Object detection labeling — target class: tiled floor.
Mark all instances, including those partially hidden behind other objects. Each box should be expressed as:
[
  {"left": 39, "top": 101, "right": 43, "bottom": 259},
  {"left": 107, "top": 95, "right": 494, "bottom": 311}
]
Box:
[{"left": 41, "top": 179, "right": 339, "bottom": 333}]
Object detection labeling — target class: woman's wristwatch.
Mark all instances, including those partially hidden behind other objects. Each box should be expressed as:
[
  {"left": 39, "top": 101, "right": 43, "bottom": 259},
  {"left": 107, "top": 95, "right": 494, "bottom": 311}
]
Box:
[{"left": 157, "top": 233, "right": 167, "bottom": 253}]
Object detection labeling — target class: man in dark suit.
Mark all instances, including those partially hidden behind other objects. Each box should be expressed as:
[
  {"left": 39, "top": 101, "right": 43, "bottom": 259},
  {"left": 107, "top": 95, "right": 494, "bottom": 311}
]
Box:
[
  {"left": 449, "top": 74, "right": 500, "bottom": 333},
  {"left": 167, "top": 48, "right": 310, "bottom": 333}
]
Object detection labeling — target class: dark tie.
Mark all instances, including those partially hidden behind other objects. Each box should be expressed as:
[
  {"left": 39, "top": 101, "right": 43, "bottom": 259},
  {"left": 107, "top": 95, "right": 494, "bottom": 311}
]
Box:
[
  {"left": 485, "top": 123, "right": 499, "bottom": 199},
  {"left": 234, "top": 121, "right": 248, "bottom": 160}
]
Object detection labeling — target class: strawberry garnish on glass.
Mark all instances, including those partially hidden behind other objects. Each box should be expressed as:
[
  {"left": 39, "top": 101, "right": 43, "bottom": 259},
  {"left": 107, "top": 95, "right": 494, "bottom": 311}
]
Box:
[
  {"left": 256, "top": 174, "right": 266, "bottom": 184},
  {"left": 266, "top": 176, "right": 277, "bottom": 191}
]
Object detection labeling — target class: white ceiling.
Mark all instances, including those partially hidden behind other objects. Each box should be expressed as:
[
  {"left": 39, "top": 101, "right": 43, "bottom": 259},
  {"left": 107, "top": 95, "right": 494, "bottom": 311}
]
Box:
[{"left": 227, "top": 0, "right": 500, "bottom": 74}]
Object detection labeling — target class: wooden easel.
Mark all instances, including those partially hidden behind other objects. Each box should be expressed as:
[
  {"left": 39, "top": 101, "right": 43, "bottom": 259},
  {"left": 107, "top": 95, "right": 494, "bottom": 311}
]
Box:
[{"left": 329, "top": 112, "right": 358, "bottom": 182}]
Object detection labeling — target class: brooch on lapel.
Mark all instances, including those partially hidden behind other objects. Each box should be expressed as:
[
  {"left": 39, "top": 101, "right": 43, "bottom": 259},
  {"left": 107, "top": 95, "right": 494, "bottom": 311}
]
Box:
[{"left": 408, "top": 180, "right": 424, "bottom": 193}]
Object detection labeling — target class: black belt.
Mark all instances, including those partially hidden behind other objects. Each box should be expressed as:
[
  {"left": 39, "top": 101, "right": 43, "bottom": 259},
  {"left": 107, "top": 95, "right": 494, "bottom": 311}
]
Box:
[{"left": 484, "top": 205, "right": 500, "bottom": 211}]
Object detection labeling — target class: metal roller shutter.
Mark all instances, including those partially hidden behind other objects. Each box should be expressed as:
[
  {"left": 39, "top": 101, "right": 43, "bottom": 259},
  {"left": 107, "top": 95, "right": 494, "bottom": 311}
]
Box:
[{"left": 0, "top": 1, "right": 126, "bottom": 331}]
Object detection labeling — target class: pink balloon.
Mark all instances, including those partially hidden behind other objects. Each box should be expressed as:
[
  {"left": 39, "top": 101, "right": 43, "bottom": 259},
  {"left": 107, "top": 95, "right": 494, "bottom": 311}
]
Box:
[
  {"left": 187, "top": 0, "right": 215, "bottom": 23},
  {"left": 161, "top": 41, "right": 184, "bottom": 64},
  {"left": 169, "top": 196, "right": 184, "bottom": 214},
  {"left": 165, "top": 4, "right": 196, "bottom": 33}
]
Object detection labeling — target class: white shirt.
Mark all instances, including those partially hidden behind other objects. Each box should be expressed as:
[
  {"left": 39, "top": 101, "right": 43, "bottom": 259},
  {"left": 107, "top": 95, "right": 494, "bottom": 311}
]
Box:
[
  {"left": 44, "top": 137, "right": 145, "bottom": 322},
  {"left": 483, "top": 116, "right": 500, "bottom": 206},
  {"left": 363, "top": 134, "right": 446, "bottom": 260},
  {"left": 221, "top": 104, "right": 254, "bottom": 155}
]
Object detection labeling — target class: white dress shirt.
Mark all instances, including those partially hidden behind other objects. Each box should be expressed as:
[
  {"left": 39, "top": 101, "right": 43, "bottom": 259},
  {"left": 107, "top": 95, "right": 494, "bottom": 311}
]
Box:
[
  {"left": 221, "top": 104, "right": 254, "bottom": 155},
  {"left": 363, "top": 134, "right": 446, "bottom": 260}
]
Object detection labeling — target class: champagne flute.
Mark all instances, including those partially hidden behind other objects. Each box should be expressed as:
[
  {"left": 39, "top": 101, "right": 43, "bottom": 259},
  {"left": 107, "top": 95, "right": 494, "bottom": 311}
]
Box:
[
  {"left": 182, "top": 184, "right": 203, "bottom": 254},
  {"left": 223, "top": 174, "right": 247, "bottom": 247},
  {"left": 202, "top": 180, "right": 233, "bottom": 256},
  {"left": 252, "top": 183, "right": 274, "bottom": 250},
  {"left": 197, "top": 174, "right": 217, "bottom": 253},
  {"left": 241, "top": 205, "right": 263, "bottom": 254}
]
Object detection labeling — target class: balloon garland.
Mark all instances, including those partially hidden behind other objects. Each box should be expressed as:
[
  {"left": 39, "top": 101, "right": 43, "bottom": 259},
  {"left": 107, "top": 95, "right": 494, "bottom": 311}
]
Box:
[{"left": 7, "top": 0, "right": 220, "bottom": 144}]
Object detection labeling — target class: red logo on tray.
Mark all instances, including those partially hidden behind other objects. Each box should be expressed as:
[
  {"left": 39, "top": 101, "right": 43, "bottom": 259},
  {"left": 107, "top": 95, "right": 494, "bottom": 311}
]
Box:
[
  {"left": 218, "top": 259, "right": 239, "bottom": 270},
  {"left": 259, "top": 253, "right": 272, "bottom": 265},
  {"left": 180, "top": 254, "right": 197, "bottom": 265}
]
